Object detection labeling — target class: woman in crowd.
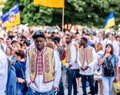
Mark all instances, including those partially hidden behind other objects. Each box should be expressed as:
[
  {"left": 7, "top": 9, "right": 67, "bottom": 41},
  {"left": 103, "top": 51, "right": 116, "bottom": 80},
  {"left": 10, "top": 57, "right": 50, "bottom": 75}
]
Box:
[
  {"left": 22, "top": 40, "right": 30, "bottom": 54},
  {"left": 13, "top": 50, "right": 28, "bottom": 95},
  {"left": 10, "top": 42, "right": 20, "bottom": 65},
  {"left": 98, "top": 44, "right": 119, "bottom": 95},
  {"left": 94, "top": 43, "right": 104, "bottom": 95},
  {"left": 5, "top": 46, "right": 13, "bottom": 62}
]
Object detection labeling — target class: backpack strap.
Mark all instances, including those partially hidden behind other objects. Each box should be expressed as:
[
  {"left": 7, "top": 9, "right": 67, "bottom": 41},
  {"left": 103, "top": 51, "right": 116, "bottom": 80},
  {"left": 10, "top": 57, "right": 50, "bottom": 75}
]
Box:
[
  {"left": 107, "top": 55, "right": 113, "bottom": 63},
  {"left": 11, "top": 66, "right": 16, "bottom": 72},
  {"left": 21, "top": 68, "right": 25, "bottom": 79}
]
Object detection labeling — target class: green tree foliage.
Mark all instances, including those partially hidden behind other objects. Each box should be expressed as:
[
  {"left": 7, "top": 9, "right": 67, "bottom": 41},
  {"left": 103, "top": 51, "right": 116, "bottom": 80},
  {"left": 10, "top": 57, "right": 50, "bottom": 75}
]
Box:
[
  {"left": 66, "top": 0, "right": 120, "bottom": 27},
  {"left": 3, "top": 0, "right": 120, "bottom": 27}
]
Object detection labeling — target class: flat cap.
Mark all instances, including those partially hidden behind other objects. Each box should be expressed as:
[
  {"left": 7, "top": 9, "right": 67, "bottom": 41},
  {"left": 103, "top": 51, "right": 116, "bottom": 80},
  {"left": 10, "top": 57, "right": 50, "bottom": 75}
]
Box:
[{"left": 32, "top": 30, "right": 45, "bottom": 39}]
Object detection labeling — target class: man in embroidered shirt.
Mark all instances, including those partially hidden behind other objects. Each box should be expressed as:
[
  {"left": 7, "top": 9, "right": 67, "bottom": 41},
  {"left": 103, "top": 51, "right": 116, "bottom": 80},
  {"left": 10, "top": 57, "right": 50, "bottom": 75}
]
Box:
[
  {"left": 26, "top": 30, "right": 61, "bottom": 95},
  {"left": 66, "top": 34, "right": 77, "bottom": 95},
  {"left": 77, "top": 37, "right": 97, "bottom": 95}
]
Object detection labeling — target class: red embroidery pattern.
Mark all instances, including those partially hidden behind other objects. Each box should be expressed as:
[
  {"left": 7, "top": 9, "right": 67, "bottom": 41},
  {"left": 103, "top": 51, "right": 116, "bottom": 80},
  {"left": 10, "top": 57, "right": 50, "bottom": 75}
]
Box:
[
  {"left": 37, "top": 52, "right": 43, "bottom": 75},
  {"left": 44, "top": 54, "right": 50, "bottom": 73},
  {"left": 31, "top": 53, "right": 36, "bottom": 73}
]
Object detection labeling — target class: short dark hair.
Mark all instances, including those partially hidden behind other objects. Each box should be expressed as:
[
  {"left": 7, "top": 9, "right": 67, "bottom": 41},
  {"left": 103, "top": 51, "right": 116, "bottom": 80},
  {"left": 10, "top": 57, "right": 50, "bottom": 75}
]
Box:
[
  {"left": 6, "top": 37, "right": 12, "bottom": 40},
  {"left": 23, "top": 40, "right": 30, "bottom": 47},
  {"left": 81, "top": 37, "right": 88, "bottom": 43},
  {"left": 52, "top": 37, "right": 60, "bottom": 43},
  {"left": 11, "top": 40, "right": 17, "bottom": 45},
  {"left": 15, "top": 50, "right": 26, "bottom": 59},
  {"left": 116, "top": 35, "right": 120, "bottom": 39},
  {"left": 0, "top": 37, "right": 3, "bottom": 40}
]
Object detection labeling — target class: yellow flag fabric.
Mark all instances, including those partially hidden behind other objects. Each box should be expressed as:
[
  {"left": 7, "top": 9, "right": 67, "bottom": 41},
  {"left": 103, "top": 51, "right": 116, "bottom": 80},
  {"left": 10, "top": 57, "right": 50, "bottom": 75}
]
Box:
[
  {"left": 2, "top": 3, "right": 20, "bottom": 31},
  {"left": 62, "top": 57, "right": 66, "bottom": 66},
  {"left": 104, "top": 12, "right": 115, "bottom": 32},
  {"left": 104, "top": 18, "right": 115, "bottom": 31},
  {"left": 34, "top": 0, "right": 64, "bottom": 8}
]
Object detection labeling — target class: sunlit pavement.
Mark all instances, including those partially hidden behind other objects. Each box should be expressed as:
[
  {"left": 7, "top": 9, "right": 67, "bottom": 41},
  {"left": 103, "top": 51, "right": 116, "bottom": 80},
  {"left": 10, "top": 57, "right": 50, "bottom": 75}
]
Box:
[{"left": 64, "top": 85, "right": 91, "bottom": 95}]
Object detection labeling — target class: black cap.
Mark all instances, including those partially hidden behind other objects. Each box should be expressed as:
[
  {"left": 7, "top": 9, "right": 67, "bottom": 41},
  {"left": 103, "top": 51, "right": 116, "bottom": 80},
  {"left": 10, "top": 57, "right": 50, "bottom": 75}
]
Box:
[{"left": 32, "top": 30, "right": 45, "bottom": 39}]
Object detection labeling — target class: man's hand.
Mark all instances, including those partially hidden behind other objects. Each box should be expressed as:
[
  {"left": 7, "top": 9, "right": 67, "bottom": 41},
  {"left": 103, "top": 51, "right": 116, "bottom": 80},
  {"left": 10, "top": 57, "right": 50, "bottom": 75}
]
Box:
[
  {"left": 115, "top": 76, "right": 119, "bottom": 83},
  {"left": 80, "top": 67, "right": 85, "bottom": 71},
  {"left": 52, "top": 86, "right": 58, "bottom": 91},
  {"left": 84, "top": 66, "right": 89, "bottom": 70},
  {"left": 68, "top": 64, "right": 72, "bottom": 70},
  {"left": 81, "top": 66, "right": 89, "bottom": 71},
  {"left": 27, "top": 82, "right": 31, "bottom": 87}
]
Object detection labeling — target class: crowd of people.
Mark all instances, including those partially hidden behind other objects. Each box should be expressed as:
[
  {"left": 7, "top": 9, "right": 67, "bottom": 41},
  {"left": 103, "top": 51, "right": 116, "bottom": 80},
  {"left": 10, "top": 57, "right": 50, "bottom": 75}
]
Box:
[{"left": 0, "top": 25, "right": 120, "bottom": 95}]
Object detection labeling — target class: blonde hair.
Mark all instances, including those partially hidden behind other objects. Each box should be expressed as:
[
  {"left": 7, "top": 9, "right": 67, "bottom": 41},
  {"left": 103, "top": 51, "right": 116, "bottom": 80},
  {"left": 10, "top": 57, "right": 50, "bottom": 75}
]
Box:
[
  {"left": 46, "top": 41, "right": 55, "bottom": 49},
  {"left": 15, "top": 43, "right": 21, "bottom": 50},
  {"left": 95, "top": 43, "right": 103, "bottom": 52}
]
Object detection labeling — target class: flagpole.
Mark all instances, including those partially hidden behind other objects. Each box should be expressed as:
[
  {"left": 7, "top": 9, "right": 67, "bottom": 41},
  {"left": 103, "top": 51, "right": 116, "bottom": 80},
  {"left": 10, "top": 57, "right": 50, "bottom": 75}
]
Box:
[{"left": 62, "top": 7, "right": 64, "bottom": 32}]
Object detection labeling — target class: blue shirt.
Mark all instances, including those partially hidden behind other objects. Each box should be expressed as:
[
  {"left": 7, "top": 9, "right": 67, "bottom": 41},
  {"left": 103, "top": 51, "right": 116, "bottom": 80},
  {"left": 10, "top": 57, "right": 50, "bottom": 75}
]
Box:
[
  {"left": 87, "top": 41, "right": 94, "bottom": 46},
  {"left": 13, "top": 61, "right": 26, "bottom": 79}
]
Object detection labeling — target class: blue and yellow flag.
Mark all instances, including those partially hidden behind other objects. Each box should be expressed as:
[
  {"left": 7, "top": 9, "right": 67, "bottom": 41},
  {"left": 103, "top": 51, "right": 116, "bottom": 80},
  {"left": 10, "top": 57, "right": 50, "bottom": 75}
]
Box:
[
  {"left": 2, "top": 3, "right": 20, "bottom": 31},
  {"left": 104, "top": 12, "right": 115, "bottom": 31}
]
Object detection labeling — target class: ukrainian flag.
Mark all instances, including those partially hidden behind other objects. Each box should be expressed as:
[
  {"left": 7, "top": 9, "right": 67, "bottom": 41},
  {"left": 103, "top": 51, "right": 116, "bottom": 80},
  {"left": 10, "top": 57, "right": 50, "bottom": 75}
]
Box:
[
  {"left": 104, "top": 12, "right": 115, "bottom": 31},
  {"left": 2, "top": 3, "right": 20, "bottom": 31}
]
